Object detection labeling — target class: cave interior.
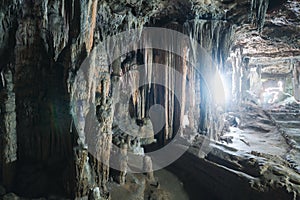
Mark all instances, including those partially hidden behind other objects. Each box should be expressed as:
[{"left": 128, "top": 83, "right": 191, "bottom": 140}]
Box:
[{"left": 1, "top": 0, "right": 300, "bottom": 199}]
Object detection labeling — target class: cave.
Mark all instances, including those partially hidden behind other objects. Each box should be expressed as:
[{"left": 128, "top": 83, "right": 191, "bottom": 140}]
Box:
[{"left": 0, "top": 0, "right": 300, "bottom": 199}]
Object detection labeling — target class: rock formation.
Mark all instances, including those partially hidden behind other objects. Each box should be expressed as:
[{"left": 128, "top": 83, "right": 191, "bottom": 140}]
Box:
[{"left": 0, "top": 0, "right": 300, "bottom": 199}]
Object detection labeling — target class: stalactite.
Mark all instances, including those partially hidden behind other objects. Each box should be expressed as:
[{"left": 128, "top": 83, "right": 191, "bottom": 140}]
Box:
[
  {"left": 250, "top": 0, "right": 257, "bottom": 24},
  {"left": 96, "top": 0, "right": 153, "bottom": 40},
  {"left": 144, "top": 46, "right": 153, "bottom": 92},
  {"left": 184, "top": 19, "right": 232, "bottom": 69},
  {"left": 1, "top": 71, "right": 5, "bottom": 87},
  {"left": 186, "top": 63, "right": 196, "bottom": 131},
  {"left": 257, "top": 0, "right": 269, "bottom": 32},
  {"left": 78, "top": 0, "right": 100, "bottom": 54},
  {"left": 87, "top": 0, "right": 98, "bottom": 53},
  {"left": 70, "top": 38, "right": 115, "bottom": 196},
  {"left": 164, "top": 52, "right": 169, "bottom": 141},
  {"left": 47, "top": 0, "right": 69, "bottom": 59},
  {"left": 68, "top": 12, "right": 114, "bottom": 195},
  {"left": 250, "top": 0, "right": 269, "bottom": 32},
  {"left": 231, "top": 50, "right": 243, "bottom": 106},
  {"left": 179, "top": 46, "right": 188, "bottom": 136},
  {"left": 171, "top": 37, "right": 176, "bottom": 113},
  {"left": 1, "top": 0, "right": 300, "bottom": 198},
  {"left": 183, "top": 18, "right": 234, "bottom": 138},
  {"left": 190, "top": 0, "right": 224, "bottom": 20},
  {"left": 1, "top": 0, "right": 163, "bottom": 197}
]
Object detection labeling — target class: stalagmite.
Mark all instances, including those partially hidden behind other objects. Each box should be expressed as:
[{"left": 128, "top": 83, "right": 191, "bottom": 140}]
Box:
[
  {"left": 241, "top": 56, "right": 250, "bottom": 101},
  {"left": 231, "top": 50, "right": 243, "bottom": 105},
  {"left": 88, "top": 187, "right": 101, "bottom": 200},
  {"left": 74, "top": 149, "right": 90, "bottom": 197},
  {"left": 143, "top": 156, "right": 155, "bottom": 182},
  {"left": 118, "top": 144, "right": 128, "bottom": 185}
]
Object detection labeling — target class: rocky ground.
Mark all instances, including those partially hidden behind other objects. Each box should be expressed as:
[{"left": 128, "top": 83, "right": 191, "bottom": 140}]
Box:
[
  {"left": 2, "top": 99, "right": 300, "bottom": 200},
  {"left": 266, "top": 100, "right": 300, "bottom": 173},
  {"left": 108, "top": 169, "right": 188, "bottom": 200},
  {"left": 201, "top": 99, "right": 300, "bottom": 200},
  {"left": 105, "top": 98, "right": 300, "bottom": 200}
]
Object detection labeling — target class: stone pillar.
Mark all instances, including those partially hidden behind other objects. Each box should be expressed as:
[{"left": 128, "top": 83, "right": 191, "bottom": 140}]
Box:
[
  {"left": 179, "top": 46, "right": 188, "bottom": 136},
  {"left": 94, "top": 74, "right": 113, "bottom": 191},
  {"left": 293, "top": 63, "right": 300, "bottom": 101},
  {"left": 0, "top": 69, "right": 17, "bottom": 190},
  {"left": 241, "top": 57, "right": 250, "bottom": 101},
  {"left": 118, "top": 144, "right": 128, "bottom": 185},
  {"left": 231, "top": 50, "right": 242, "bottom": 106},
  {"left": 74, "top": 148, "right": 89, "bottom": 197}
]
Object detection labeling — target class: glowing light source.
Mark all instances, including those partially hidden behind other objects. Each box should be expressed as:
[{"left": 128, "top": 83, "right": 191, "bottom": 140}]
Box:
[
  {"left": 211, "top": 72, "right": 227, "bottom": 105},
  {"left": 262, "top": 81, "right": 283, "bottom": 104}
]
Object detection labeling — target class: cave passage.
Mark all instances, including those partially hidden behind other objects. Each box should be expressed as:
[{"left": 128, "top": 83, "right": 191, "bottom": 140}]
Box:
[{"left": 0, "top": 0, "right": 300, "bottom": 199}]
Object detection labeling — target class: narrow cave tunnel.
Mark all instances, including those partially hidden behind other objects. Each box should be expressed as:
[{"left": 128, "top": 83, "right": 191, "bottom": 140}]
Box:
[{"left": 0, "top": 0, "right": 300, "bottom": 199}]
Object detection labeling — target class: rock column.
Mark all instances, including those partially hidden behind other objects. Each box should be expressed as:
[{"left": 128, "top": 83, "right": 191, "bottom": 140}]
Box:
[{"left": 293, "top": 62, "right": 300, "bottom": 101}]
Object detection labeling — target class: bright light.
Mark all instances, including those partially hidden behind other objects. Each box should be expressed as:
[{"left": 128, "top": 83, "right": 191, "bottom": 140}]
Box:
[
  {"left": 262, "top": 81, "right": 283, "bottom": 104},
  {"left": 211, "top": 72, "right": 227, "bottom": 105}
]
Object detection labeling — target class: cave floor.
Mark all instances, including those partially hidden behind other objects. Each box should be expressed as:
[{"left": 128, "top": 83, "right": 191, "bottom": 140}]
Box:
[
  {"left": 3, "top": 101, "right": 300, "bottom": 200},
  {"left": 222, "top": 101, "right": 300, "bottom": 172},
  {"left": 194, "top": 100, "right": 300, "bottom": 199},
  {"left": 108, "top": 100, "right": 300, "bottom": 199},
  {"left": 107, "top": 169, "right": 188, "bottom": 200},
  {"left": 267, "top": 102, "right": 300, "bottom": 173}
]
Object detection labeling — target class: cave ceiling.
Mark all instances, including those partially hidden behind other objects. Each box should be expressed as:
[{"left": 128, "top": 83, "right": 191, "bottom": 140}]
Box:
[{"left": 96, "top": 0, "right": 300, "bottom": 75}]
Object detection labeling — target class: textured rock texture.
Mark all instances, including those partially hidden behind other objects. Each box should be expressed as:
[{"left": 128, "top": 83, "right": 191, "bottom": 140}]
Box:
[{"left": 0, "top": 0, "right": 299, "bottom": 199}]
